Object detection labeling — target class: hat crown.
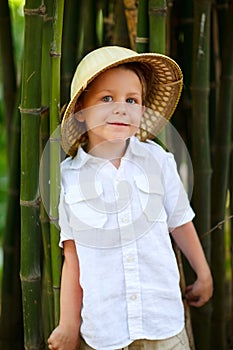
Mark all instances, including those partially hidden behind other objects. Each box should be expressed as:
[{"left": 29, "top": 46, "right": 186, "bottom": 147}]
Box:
[{"left": 71, "top": 46, "right": 139, "bottom": 99}]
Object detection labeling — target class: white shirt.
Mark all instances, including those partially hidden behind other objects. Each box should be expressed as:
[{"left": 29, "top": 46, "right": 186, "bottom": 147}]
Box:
[{"left": 59, "top": 136, "right": 195, "bottom": 350}]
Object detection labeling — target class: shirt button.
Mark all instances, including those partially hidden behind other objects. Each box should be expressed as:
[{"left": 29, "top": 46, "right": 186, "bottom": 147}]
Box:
[
  {"left": 121, "top": 216, "right": 129, "bottom": 223},
  {"left": 127, "top": 255, "right": 135, "bottom": 263},
  {"left": 130, "top": 294, "right": 137, "bottom": 301}
]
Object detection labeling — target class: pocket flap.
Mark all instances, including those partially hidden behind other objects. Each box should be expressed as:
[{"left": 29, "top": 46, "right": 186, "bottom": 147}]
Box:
[
  {"left": 134, "top": 174, "right": 164, "bottom": 195},
  {"left": 65, "top": 182, "right": 103, "bottom": 204}
]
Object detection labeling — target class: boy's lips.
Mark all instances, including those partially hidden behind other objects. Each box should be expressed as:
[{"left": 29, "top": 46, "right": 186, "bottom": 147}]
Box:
[{"left": 107, "top": 122, "right": 130, "bottom": 126}]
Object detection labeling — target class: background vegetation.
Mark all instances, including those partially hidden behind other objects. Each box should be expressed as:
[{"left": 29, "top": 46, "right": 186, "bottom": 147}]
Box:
[{"left": 0, "top": 0, "right": 232, "bottom": 349}]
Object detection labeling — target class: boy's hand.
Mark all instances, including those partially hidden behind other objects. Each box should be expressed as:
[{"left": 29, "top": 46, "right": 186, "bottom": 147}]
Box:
[
  {"left": 48, "top": 325, "right": 80, "bottom": 350},
  {"left": 185, "top": 275, "right": 213, "bottom": 307}
]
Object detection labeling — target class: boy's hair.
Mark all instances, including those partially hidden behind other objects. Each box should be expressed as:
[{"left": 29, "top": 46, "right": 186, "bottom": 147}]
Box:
[
  {"left": 116, "top": 62, "right": 148, "bottom": 105},
  {"left": 74, "top": 62, "right": 148, "bottom": 113}
]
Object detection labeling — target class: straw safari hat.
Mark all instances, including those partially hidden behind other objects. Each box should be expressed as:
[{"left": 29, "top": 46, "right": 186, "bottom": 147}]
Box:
[{"left": 61, "top": 46, "right": 183, "bottom": 157}]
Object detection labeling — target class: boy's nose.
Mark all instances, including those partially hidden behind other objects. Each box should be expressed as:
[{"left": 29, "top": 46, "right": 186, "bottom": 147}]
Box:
[{"left": 112, "top": 102, "right": 127, "bottom": 115}]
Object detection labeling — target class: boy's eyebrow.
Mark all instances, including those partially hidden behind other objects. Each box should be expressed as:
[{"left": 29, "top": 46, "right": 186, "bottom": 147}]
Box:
[{"left": 94, "top": 88, "right": 142, "bottom": 95}]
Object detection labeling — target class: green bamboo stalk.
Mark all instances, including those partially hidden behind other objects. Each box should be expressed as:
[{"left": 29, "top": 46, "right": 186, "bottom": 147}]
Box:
[
  {"left": 148, "top": 0, "right": 167, "bottom": 54},
  {"left": 190, "top": 1, "right": 212, "bottom": 349},
  {"left": 136, "top": 0, "right": 149, "bottom": 53},
  {"left": 20, "top": 1, "right": 45, "bottom": 349},
  {"left": 148, "top": 0, "right": 167, "bottom": 143},
  {"left": 210, "top": 2, "right": 233, "bottom": 349},
  {"left": 41, "top": 0, "right": 55, "bottom": 340},
  {"left": 50, "top": 0, "right": 64, "bottom": 327},
  {"left": 0, "top": 0, "right": 16, "bottom": 155}
]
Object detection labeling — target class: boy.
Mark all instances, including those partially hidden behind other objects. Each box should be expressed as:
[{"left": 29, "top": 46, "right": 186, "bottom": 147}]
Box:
[{"left": 48, "top": 46, "right": 213, "bottom": 350}]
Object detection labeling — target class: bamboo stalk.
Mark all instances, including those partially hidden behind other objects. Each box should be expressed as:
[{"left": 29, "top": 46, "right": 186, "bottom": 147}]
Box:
[
  {"left": 173, "top": 244, "right": 195, "bottom": 350},
  {"left": 136, "top": 0, "right": 149, "bottom": 53},
  {"left": 230, "top": 134, "right": 233, "bottom": 346},
  {"left": 41, "top": 0, "right": 55, "bottom": 340},
  {"left": 190, "top": 1, "right": 212, "bottom": 349},
  {"left": 50, "top": 0, "right": 64, "bottom": 327},
  {"left": 0, "top": 98, "right": 24, "bottom": 350},
  {"left": 19, "top": 1, "right": 45, "bottom": 348},
  {"left": 112, "top": 0, "right": 130, "bottom": 47},
  {"left": 77, "top": 0, "right": 97, "bottom": 60},
  {"left": 0, "top": 0, "right": 23, "bottom": 347},
  {"left": 148, "top": 0, "right": 167, "bottom": 54},
  {"left": 0, "top": 0, "right": 16, "bottom": 155},
  {"left": 210, "top": 2, "right": 233, "bottom": 349},
  {"left": 123, "top": 0, "right": 138, "bottom": 49},
  {"left": 61, "top": 0, "right": 80, "bottom": 104}
]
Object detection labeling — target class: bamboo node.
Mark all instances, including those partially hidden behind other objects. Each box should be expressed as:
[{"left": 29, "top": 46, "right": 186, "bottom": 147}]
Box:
[
  {"left": 148, "top": 6, "right": 167, "bottom": 15},
  {"left": 135, "top": 37, "right": 149, "bottom": 44},
  {"left": 19, "top": 106, "right": 43, "bottom": 115},
  {"left": 44, "top": 15, "right": 53, "bottom": 23},
  {"left": 20, "top": 197, "right": 41, "bottom": 208},
  {"left": 50, "top": 50, "right": 61, "bottom": 58},
  {"left": 24, "top": 4, "right": 46, "bottom": 16},
  {"left": 50, "top": 216, "right": 59, "bottom": 225}
]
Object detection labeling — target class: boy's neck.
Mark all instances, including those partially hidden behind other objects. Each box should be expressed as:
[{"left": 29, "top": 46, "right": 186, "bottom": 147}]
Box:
[{"left": 86, "top": 138, "right": 129, "bottom": 168}]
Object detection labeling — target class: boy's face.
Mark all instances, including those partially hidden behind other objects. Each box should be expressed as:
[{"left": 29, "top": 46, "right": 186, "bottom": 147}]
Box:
[{"left": 77, "top": 67, "right": 144, "bottom": 148}]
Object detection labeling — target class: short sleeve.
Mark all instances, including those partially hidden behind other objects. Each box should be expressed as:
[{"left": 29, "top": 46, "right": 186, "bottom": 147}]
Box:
[
  {"left": 163, "top": 153, "right": 195, "bottom": 230},
  {"left": 58, "top": 186, "right": 74, "bottom": 247}
]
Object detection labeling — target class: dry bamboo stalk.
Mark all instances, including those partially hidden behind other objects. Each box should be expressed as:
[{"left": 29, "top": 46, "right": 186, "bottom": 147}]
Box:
[{"left": 123, "top": 0, "right": 138, "bottom": 49}]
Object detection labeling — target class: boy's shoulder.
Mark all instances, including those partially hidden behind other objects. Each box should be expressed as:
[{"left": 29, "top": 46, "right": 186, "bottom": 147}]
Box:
[{"left": 136, "top": 138, "right": 172, "bottom": 162}]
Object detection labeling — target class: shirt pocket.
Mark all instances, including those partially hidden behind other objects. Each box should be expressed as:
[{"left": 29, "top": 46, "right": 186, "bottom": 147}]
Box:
[
  {"left": 134, "top": 174, "right": 167, "bottom": 222},
  {"left": 64, "top": 184, "right": 107, "bottom": 231}
]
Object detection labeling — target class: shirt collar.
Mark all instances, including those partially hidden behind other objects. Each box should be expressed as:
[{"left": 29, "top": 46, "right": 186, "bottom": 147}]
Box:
[{"left": 69, "top": 136, "right": 148, "bottom": 170}]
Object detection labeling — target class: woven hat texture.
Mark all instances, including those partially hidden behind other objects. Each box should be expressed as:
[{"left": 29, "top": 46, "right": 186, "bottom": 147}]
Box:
[{"left": 61, "top": 46, "right": 183, "bottom": 156}]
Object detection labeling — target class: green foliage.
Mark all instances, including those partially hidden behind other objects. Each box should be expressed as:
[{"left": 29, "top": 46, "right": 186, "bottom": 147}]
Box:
[{"left": 9, "top": 0, "right": 25, "bottom": 70}]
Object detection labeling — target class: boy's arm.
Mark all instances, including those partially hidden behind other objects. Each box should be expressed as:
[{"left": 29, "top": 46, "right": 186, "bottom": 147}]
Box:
[
  {"left": 48, "top": 240, "right": 82, "bottom": 350},
  {"left": 171, "top": 221, "right": 213, "bottom": 307}
]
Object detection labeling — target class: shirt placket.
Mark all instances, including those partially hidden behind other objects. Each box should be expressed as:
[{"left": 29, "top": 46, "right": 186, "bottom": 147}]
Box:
[{"left": 115, "top": 174, "right": 143, "bottom": 339}]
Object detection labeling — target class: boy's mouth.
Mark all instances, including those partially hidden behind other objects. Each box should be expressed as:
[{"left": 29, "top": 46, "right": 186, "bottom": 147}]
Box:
[{"left": 107, "top": 122, "right": 130, "bottom": 126}]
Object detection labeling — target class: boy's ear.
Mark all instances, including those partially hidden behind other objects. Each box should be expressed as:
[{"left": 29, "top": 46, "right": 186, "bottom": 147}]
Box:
[
  {"left": 141, "top": 105, "right": 146, "bottom": 114},
  {"left": 75, "top": 110, "right": 85, "bottom": 122},
  {"left": 74, "top": 101, "right": 85, "bottom": 122}
]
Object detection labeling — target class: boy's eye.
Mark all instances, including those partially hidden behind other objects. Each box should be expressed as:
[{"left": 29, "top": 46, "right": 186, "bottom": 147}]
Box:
[
  {"left": 126, "top": 98, "right": 136, "bottom": 104},
  {"left": 102, "top": 96, "right": 112, "bottom": 102}
]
